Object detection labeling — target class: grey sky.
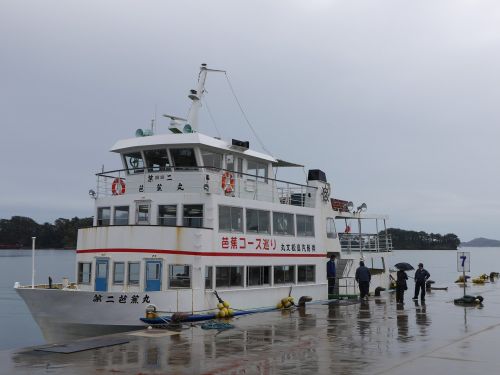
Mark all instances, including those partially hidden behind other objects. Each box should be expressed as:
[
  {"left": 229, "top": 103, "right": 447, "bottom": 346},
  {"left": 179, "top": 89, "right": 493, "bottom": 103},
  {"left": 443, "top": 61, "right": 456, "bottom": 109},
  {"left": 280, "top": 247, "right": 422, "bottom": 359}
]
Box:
[{"left": 1, "top": 0, "right": 500, "bottom": 241}]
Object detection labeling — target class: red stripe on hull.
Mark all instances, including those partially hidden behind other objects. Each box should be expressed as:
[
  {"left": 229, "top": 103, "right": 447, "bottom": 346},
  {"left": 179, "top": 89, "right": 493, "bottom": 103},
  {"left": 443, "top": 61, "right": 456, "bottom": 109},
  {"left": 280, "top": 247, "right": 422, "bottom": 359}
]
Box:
[{"left": 76, "top": 248, "right": 326, "bottom": 257}]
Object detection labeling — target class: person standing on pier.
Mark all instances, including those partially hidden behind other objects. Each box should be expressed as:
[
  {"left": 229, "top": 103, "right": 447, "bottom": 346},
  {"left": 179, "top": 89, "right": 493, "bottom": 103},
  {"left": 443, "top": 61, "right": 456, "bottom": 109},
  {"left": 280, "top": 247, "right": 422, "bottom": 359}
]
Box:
[
  {"left": 327, "top": 254, "right": 336, "bottom": 297},
  {"left": 413, "top": 263, "right": 430, "bottom": 301},
  {"left": 355, "top": 261, "right": 371, "bottom": 300},
  {"left": 396, "top": 269, "right": 408, "bottom": 304}
]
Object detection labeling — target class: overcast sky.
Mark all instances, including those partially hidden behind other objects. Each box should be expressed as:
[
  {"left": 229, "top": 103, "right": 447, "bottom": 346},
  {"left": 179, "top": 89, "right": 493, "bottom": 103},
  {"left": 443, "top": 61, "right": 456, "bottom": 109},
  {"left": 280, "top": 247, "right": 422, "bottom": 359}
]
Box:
[{"left": 2, "top": 0, "right": 500, "bottom": 241}]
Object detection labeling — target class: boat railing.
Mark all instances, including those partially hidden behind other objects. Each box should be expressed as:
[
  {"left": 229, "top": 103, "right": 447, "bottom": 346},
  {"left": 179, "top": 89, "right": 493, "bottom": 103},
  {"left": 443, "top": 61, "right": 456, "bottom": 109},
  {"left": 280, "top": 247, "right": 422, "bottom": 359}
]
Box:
[
  {"left": 338, "top": 233, "right": 393, "bottom": 253},
  {"left": 95, "top": 167, "right": 317, "bottom": 206},
  {"left": 15, "top": 283, "right": 78, "bottom": 290}
]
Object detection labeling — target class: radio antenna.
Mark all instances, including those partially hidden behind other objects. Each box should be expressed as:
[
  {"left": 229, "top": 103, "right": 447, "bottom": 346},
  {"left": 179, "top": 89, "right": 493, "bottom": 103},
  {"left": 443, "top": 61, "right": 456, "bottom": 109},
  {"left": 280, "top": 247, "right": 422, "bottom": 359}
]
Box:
[{"left": 151, "top": 105, "right": 157, "bottom": 133}]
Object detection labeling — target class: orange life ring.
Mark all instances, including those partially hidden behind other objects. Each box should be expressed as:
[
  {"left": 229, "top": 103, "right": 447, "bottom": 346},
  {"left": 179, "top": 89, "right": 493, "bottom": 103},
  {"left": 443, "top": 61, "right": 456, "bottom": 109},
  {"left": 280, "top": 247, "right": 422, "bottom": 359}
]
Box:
[
  {"left": 111, "top": 178, "right": 126, "bottom": 195},
  {"left": 221, "top": 172, "right": 235, "bottom": 194}
]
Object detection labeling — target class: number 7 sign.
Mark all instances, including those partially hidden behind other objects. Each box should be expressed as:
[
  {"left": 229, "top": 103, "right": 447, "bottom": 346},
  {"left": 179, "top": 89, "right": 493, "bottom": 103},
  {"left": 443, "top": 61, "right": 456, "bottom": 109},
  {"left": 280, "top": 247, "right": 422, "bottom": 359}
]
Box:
[{"left": 457, "top": 251, "right": 470, "bottom": 272}]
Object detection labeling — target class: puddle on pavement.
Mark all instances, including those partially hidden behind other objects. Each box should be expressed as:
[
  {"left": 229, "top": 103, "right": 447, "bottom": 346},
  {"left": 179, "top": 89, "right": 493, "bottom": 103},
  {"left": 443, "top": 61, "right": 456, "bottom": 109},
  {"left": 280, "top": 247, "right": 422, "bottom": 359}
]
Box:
[{"left": 7, "top": 283, "right": 500, "bottom": 374}]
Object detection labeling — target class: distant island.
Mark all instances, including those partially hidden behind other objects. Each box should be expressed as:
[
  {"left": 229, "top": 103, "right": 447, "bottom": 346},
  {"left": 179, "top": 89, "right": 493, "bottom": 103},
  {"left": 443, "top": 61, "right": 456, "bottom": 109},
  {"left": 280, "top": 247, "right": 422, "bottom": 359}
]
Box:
[
  {"left": 386, "top": 228, "right": 460, "bottom": 250},
  {"left": 460, "top": 237, "right": 500, "bottom": 247},
  {"left": 0, "top": 216, "right": 92, "bottom": 249}
]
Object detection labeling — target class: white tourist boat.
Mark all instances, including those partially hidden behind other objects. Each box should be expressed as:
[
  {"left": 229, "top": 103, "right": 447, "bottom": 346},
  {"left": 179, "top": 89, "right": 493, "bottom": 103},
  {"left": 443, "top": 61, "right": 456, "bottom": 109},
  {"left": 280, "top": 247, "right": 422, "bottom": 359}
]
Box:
[{"left": 15, "top": 64, "right": 393, "bottom": 342}]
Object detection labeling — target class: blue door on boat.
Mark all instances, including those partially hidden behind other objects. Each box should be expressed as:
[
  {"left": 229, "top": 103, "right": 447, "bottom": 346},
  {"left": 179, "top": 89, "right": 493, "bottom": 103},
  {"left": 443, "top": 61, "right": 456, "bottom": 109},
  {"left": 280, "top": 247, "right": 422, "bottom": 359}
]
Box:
[
  {"left": 95, "top": 259, "right": 109, "bottom": 292},
  {"left": 145, "top": 261, "right": 162, "bottom": 292}
]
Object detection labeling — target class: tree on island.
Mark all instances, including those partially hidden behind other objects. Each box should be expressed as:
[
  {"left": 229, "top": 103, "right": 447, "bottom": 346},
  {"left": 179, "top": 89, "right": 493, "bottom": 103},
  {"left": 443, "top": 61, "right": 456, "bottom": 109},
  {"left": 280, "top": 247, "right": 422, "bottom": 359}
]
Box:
[
  {"left": 385, "top": 228, "right": 460, "bottom": 250},
  {"left": 0, "top": 216, "right": 92, "bottom": 249}
]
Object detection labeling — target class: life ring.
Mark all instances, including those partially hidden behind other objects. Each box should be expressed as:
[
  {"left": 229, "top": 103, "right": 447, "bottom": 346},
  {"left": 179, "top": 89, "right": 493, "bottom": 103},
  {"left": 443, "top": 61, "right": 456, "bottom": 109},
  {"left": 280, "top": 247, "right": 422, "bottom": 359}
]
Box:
[
  {"left": 111, "top": 178, "right": 126, "bottom": 195},
  {"left": 344, "top": 225, "right": 351, "bottom": 233},
  {"left": 221, "top": 172, "right": 235, "bottom": 194}
]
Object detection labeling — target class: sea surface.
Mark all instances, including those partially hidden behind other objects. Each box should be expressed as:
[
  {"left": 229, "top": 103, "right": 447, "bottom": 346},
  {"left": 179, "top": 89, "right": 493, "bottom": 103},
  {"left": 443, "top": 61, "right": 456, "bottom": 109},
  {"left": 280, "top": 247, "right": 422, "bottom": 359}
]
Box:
[
  {"left": 0, "top": 247, "right": 498, "bottom": 351},
  {"left": 0, "top": 249, "right": 75, "bottom": 350}
]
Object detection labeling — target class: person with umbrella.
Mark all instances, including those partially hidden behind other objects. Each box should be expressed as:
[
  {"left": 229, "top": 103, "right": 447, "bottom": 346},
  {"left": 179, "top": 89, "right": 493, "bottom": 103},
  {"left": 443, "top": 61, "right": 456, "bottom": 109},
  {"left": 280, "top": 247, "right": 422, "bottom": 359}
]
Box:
[
  {"left": 396, "top": 269, "right": 409, "bottom": 304},
  {"left": 413, "top": 263, "right": 430, "bottom": 302},
  {"left": 394, "top": 263, "right": 413, "bottom": 304}
]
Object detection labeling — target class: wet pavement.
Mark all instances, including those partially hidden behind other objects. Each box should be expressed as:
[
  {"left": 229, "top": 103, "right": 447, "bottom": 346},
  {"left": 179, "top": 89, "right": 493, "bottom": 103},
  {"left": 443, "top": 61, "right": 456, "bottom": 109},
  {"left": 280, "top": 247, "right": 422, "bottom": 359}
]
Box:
[{"left": 3, "top": 281, "right": 500, "bottom": 374}]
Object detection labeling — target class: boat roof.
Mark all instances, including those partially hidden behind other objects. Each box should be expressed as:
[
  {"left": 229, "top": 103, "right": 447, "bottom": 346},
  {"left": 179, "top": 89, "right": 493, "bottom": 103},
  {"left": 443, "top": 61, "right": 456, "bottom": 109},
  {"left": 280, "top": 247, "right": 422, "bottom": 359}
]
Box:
[{"left": 110, "top": 132, "right": 302, "bottom": 166}]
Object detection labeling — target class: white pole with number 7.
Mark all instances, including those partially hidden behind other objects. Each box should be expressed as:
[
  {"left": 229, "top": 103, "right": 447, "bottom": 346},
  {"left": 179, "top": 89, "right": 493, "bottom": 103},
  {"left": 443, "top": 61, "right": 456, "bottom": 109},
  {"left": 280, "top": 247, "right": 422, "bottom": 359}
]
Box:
[{"left": 457, "top": 251, "right": 470, "bottom": 298}]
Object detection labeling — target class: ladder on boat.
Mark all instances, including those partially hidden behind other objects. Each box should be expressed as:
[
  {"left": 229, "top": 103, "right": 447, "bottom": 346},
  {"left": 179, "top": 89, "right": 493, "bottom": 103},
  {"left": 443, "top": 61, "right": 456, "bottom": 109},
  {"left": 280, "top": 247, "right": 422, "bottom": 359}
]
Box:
[{"left": 333, "top": 259, "right": 358, "bottom": 298}]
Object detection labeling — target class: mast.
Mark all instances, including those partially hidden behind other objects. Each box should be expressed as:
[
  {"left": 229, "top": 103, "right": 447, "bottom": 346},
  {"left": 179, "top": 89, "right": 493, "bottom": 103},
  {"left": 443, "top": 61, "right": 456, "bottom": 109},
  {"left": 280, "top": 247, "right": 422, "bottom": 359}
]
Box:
[{"left": 186, "top": 64, "right": 225, "bottom": 132}]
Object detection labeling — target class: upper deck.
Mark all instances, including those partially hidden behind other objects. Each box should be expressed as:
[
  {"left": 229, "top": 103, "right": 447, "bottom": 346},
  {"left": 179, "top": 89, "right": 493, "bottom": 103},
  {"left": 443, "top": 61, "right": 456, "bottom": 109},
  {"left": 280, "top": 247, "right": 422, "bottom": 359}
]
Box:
[
  {"left": 86, "top": 65, "right": 392, "bottom": 254},
  {"left": 94, "top": 131, "right": 318, "bottom": 208}
]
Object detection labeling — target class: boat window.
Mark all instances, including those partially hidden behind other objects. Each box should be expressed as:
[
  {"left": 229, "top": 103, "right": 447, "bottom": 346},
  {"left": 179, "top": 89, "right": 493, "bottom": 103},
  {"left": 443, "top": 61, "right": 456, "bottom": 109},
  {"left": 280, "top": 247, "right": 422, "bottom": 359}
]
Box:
[
  {"left": 247, "top": 160, "right": 268, "bottom": 182},
  {"left": 114, "top": 206, "right": 129, "bottom": 225},
  {"left": 97, "top": 207, "right": 111, "bottom": 226},
  {"left": 246, "top": 209, "right": 270, "bottom": 234},
  {"left": 128, "top": 262, "right": 140, "bottom": 285},
  {"left": 183, "top": 205, "right": 203, "bottom": 227},
  {"left": 297, "top": 215, "right": 315, "bottom": 237},
  {"left": 216, "top": 266, "right": 243, "bottom": 288},
  {"left": 158, "top": 205, "right": 177, "bottom": 226},
  {"left": 170, "top": 148, "right": 197, "bottom": 170},
  {"left": 96, "top": 261, "right": 107, "bottom": 278},
  {"left": 146, "top": 262, "right": 161, "bottom": 280},
  {"left": 247, "top": 266, "right": 270, "bottom": 287},
  {"left": 201, "top": 150, "right": 223, "bottom": 170},
  {"left": 136, "top": 204, "right": 150, "bottom": 225},
  {"left": 169, "top": 265, "right": 191, "bottom": 288},
  {"left": 298, "top": 265, "right": 315, "bottom": 283},
  {"left": 113, "top": 262, "right": 125, "bottom": 284},
  {"left": 274, "top": 265, "right": 295, "bottom": 284},
  {"left": 77, "top": 262, "right": 91, "bottom": 284},
  {"left": 326, "top": 218, "right": 337, "bottom": 239},
  {"left": 226, "top": 154, "right": 234, "bottom": 172},
  {"left": 144, "top": 149, "right": 171, "bottom": 172},
  {"left": 219, "top": 205, "right": 243, "bottom": 232},
  {"left": 273, "top": 212, "right": 295, "bottom": 236},
  {"left": 124, "top": 152, "right": 145, "bottom": 174},
  {"left": 205, "top": 266, "right": 213, "bottom": 289}
]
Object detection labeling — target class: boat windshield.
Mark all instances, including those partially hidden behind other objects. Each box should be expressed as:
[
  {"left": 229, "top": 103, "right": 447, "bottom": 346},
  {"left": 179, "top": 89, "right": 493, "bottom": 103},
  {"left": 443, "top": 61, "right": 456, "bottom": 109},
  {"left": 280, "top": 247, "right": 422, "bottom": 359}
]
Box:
[
  {"left": 124, "top": 152, "right": 145, "bottom": 174},
  {"left": 144, "top": 149, "right": 171, "bottom": 172},
  {"left": 170, "top": 148, "right": 198, "bottom": 170},
  {"left": 201, "top": 149, "right": 223, "bottom": 170}
]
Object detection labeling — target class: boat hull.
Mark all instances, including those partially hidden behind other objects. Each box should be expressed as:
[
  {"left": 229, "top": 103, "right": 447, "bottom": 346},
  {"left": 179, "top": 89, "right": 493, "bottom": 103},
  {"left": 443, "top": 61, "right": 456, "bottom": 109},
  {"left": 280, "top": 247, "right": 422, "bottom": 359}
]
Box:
[{"left": 16, "top": 283, "right": 326, "bottom": 342}]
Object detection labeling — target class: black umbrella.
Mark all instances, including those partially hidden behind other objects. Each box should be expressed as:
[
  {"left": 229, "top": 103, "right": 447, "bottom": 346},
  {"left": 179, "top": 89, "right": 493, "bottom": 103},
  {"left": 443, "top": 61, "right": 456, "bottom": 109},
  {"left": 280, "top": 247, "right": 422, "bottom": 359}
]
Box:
[{"left": 394, "top": 262, "right": 414, "bottom": 271}]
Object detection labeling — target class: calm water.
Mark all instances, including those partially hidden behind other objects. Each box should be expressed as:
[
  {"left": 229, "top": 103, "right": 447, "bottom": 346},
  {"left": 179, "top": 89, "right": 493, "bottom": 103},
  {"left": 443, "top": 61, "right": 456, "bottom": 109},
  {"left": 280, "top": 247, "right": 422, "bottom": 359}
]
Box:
[
  {"left": 0, "top": 250, "right": 75, "bottom": 350},
  {"left": 0, "top": 248, "right": 498, "bottom": 351}
]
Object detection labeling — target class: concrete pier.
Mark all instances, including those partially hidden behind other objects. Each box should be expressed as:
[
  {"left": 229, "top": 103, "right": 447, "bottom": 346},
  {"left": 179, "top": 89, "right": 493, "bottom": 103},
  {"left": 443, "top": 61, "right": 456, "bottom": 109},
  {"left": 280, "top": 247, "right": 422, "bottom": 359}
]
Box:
[{"left": 3, "top": 281, "right": 500, "bottom": 374}]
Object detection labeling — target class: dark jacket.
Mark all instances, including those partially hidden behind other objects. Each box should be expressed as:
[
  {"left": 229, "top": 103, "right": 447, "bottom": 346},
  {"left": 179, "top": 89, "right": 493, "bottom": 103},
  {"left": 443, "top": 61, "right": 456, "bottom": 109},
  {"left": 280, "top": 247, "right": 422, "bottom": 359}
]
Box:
[
  {"left": 414, "top": 268, "right": 430, "bottom": 283},
  {"left": 355, "top": 265, "right": 371, "bottom": 282},
  {"left": 327, "top": 260, "right": 336, "bottom": 278},
  {"left": 396, "top": 270, "right": 408, "bottom": 288}
]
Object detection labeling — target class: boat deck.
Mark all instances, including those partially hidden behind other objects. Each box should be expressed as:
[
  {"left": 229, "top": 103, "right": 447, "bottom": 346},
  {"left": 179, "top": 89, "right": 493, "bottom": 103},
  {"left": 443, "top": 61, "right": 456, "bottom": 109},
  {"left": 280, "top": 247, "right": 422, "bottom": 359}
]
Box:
[{"left": 4, "top": 280, "right": 500, "bottom": 374}]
